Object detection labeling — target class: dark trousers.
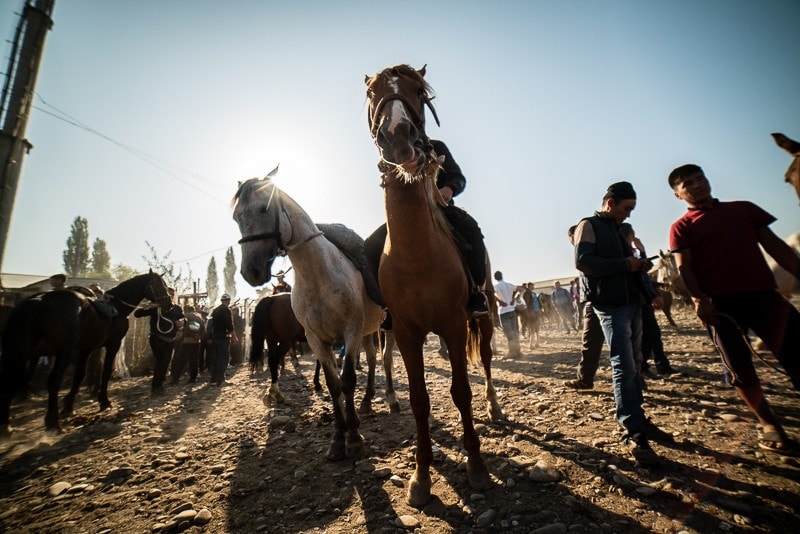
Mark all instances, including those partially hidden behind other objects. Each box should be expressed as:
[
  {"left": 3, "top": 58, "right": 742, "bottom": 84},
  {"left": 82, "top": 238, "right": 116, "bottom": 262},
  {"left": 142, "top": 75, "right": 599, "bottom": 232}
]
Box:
[
  {"left": 149, "top": 335, "right": 175, "bottom": 390},
  {"left": 171, "top": 342, "right": 201, "bottom": 383},
  {"left": 577, "top": 302, "right": 605, "bottom": 385},
  {"left": 641, "top": 305, "right": 669, "bottom": 370},
  {"left": 711, "top": 291, "right": 800, "bottom": 389},
  {"left": 364, "top": 204, "right": 487, "bottom": 289}
]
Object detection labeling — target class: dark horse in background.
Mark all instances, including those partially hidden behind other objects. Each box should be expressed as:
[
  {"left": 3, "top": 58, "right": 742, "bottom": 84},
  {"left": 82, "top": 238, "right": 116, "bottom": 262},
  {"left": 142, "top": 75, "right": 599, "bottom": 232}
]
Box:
[
  {"left": 0, "top": 270, "right": 171, "bottom": 436},
  {"left": 249, "top": 293, "right": 322, "bottom": 391}
]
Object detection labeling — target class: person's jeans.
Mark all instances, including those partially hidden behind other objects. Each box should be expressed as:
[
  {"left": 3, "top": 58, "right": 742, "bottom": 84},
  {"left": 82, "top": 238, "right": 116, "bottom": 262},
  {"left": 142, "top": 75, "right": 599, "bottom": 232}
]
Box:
[
  {"left": 499, "top": 311, "right": 519, "bottom": 342},
  {"left": 211, "top": 338, "right": 231, "bottom": 384},
  {"left": 593, "top": 303, "right": 646, "bottom": 437},
  {"left": 578, "top": 302, "right": 605, "bottom": 385}
]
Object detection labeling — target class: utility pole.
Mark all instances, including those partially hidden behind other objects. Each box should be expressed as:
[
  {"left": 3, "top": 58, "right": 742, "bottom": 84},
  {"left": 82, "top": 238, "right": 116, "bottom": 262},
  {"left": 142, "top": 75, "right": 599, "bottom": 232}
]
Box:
[{"left": 0, "top": 0, "right": 56, "bottom": 283}]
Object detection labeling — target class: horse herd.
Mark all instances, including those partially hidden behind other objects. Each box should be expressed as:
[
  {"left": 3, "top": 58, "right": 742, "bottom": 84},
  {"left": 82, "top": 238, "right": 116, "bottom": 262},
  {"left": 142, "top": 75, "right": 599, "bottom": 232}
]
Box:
[{"left": 1, "top": 64, "right": 798, "bottom": 507}]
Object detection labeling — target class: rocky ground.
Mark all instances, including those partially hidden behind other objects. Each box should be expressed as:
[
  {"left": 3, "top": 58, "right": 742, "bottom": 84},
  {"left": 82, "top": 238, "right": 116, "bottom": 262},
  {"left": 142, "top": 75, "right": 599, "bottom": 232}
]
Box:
[{"left": 1, "top": 304, "right": 799, "bottom": 534}]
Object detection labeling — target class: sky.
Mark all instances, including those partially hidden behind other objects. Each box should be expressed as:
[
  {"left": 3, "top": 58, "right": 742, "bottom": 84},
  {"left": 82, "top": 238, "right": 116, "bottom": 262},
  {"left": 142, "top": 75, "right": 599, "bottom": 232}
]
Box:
[{"left": 1, "top": 0, "right": 799, "bottom": 302}]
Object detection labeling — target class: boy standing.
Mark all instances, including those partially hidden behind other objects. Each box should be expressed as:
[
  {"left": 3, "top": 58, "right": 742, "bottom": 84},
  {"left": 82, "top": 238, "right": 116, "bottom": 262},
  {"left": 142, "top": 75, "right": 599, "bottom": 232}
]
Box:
[{"left": 668, "top": 164, "right": 800, "bottom": 454}]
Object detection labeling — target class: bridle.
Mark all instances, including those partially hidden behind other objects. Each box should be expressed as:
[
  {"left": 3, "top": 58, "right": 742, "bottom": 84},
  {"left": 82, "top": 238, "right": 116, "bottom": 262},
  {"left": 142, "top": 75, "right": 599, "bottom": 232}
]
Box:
[
  {"left": 236, "top": 182, "right": 322, "bottom": 254},
  {"left": 367, "top": 68, "right": 440, "bottom": 144},
  {"left": 237, "top": 183, "right": 287, "bottom": 253}
]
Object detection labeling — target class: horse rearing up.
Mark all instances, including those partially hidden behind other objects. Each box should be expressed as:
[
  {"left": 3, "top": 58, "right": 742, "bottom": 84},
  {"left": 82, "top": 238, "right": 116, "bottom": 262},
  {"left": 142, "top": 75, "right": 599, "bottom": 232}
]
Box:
[
  {"left": 365, "top": 64, "right": 499, "bottom": 506},
  {"left": 0, "top": 270, "right": 172, "bottom": 436},
  {"left": 232, "top": 171, "right": 399, "bottom": 461}
]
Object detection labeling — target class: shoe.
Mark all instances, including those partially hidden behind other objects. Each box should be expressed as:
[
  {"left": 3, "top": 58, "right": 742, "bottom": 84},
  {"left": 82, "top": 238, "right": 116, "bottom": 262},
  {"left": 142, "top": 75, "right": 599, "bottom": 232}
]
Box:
[
  {"left": 564, "top": 379, "right": 593, "bottom": 390},
  {"left": 624, "top": 433, "right": 660, "bottom": 466},
  {"left": 758, "top": 431, "right": 800, "bottom": 457},
  {"left": 380, "top": 310, "right": 393, "bottom": 331},
  {"left": 642, "top": 368, "right": 659, "bottom": 380},
  {"left": 644, "top": 417, "right": 674, "bottom": 443},
  {"left": 467, "top": 292, "right": 489, "bottom": 317},
  {"left": 657, "top": 364, "right": 677, "bottom": 376}
]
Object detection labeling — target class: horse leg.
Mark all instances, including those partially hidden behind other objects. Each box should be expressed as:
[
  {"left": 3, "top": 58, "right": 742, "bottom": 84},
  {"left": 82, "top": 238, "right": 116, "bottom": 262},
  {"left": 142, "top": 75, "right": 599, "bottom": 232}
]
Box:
[
  {"left": 313, "top": 359, "right": 323, "bottom": 391},
  {"left": 262, "top": 343, "right": 287, "bottom": 406},
  {"left": 382, "top": 331, "right": 400, "bottom": 413},
  {"left": 97, "top": 341, "right": 121, "bottom": 411},
  {"left": 394, "top": 327, "right": 433, "bottom": 507},
  {"left": 61, "top": 348, "right": 91, "bottom": 417},
  {"left": 312, "top": 338, "right": 353, "bottom": 460},
  {"left": 45, "top": 351, "right": 71, "bottom": 432},
  {"left": 358, "top": 336, "right": 376, "bottom": 414},
  {"left": 443, "top": 326, "right": 492, "bottom": 494},
  {"left": 341, "top": 335, "right": 366, "bottom": 458},
  {"left": 475, "top": 317, "right": 505, "bottom": 423}
]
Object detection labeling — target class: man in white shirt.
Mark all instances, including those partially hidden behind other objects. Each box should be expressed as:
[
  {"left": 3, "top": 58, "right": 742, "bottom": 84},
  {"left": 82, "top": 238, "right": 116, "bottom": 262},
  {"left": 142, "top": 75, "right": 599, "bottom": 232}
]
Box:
[{"left": 493, "top": 271, "right": 523, "bottom": 358}]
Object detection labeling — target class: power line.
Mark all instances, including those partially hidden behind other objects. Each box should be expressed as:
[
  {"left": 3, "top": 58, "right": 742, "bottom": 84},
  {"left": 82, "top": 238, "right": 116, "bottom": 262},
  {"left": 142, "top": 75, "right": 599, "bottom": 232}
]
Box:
[{"left": 31, "top": 93, "right": 231, "bottom": 205}]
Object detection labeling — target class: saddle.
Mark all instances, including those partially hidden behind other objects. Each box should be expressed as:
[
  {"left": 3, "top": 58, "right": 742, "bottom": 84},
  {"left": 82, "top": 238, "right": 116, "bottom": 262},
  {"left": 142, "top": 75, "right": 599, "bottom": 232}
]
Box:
[
  {"left": 316, "top": 223, "right": 384, "bottom": 307},
  {"left": 66, "top": 286, "right": 118, "bottom": 318}
]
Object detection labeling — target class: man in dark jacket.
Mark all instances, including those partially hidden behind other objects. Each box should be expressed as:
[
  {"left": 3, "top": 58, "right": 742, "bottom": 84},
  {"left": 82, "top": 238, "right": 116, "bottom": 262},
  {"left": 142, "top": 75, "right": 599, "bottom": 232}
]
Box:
[
  {"left": 134, "top": 287, "right": 184, "bottom": 395},
  {"left": 574, "top": 181, "right": 658, "bottom": 466},
  {"left": 210, "top": 294, "right": 237, "bottom": 386},
  {"left": 364, "top": 139, "right": 488, "bottom": 328}
]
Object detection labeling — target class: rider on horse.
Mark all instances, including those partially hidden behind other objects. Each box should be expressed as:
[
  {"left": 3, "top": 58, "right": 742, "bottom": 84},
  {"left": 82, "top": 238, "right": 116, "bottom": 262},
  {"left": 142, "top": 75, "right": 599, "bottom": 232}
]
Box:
[{"left": 364, "top": 139, "right": 489, "bottom": 329}]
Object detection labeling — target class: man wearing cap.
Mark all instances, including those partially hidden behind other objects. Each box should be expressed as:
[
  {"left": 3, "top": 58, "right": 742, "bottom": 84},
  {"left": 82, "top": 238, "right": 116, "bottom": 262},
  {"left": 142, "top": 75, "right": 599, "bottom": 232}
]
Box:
[
  {"left": 573, "top": 181, "right": 658, "bottom": 466},
  {"left": 271, "top": 271, "right": 292, "bottom": 295},
  {"left": 210, "top": 294, "right": 237, "bottom": 386}
]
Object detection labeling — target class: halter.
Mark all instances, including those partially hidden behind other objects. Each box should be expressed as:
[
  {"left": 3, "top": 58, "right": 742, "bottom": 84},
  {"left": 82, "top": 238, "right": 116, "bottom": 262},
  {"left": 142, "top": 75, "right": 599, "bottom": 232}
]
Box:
[
  {"left": 236, "top": 183, "right": 323, "bottom": 254},
  {"left": 367, "top": 69, "right": 441, "bottom": 142}
]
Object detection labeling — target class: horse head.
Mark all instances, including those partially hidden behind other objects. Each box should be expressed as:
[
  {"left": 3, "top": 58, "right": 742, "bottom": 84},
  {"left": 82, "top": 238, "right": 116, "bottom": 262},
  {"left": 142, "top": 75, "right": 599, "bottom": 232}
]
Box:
[
  {"left": 772, "top": 132, "right": 800, "bottom": 204},
  {"left": 146, "top": 269, "right": 173, "bottom": 311},
  {"left": 365, "top": 64, "right": 440, "bottom": 174},
  {"left": 232, "top": 167, "right": 288, "bottom": 286}
]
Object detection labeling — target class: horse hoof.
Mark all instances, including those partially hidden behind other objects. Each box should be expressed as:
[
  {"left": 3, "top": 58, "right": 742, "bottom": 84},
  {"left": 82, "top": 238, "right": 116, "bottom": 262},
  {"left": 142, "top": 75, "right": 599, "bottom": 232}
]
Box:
[
  {"left": 325, "top": 441, "right": 347, "bottom": 461},
  {"left": 313, "top": 382, "right": 323, "bottom": 392},
  {"left": 389, "top": 401, "right": 401, "bottom": 414},
  {"left": 99, "top": 401, "right": 112, "bottom": 412},
  {"left": 357, "top": 401, "right": 372, "bottom": 415},
  {"left": 407, "top": 473, "right": 432, "bottom": 507},
  {"left": 468, "top": 469, "right": 494, "bottom": 491},
  {"left": 346, "top": 439, "right": 367, "bottom": 459}
]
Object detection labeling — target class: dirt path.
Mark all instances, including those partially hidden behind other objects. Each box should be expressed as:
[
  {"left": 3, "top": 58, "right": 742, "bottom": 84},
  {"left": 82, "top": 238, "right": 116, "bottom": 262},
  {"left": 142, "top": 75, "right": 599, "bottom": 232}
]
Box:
[{"left": 1, "top": 306, "right": 798, "bottom": 533}]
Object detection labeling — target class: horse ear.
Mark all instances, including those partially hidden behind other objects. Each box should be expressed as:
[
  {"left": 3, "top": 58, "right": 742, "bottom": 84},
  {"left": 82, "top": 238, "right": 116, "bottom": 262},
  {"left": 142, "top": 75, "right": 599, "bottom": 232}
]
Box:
[
  {"left": 149, "top": 268, "right": 154, "bottom": 275},
  {"left": 418, "top": 64, "right": 427, "bottom": 77},
  {"left": 264, "top": 164, "right": 280, "bottom": 180},
  {"left": 772, "top": 132, "right": 800, "bottom": 154},
  {"left": 659, "top": 249, "right": 665, "bottom": 258},
  {"left": 364, "top": 74, "right": 370, "bottom": 85}
]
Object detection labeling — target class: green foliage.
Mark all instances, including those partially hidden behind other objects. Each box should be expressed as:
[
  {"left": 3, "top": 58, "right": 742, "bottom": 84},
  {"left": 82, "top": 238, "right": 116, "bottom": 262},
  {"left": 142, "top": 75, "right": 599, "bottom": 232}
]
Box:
[
  {"left": 142, "top": 241, "right": 191, "bottom": 294},
  {"left": 206, "top": 256, "right": 219, "bottom": 304},
  {"left": 62, "top": 216, "right": 90, "bottom": 277},
  {"left": 111, "top": 262, "right": 140, "bottom": 281},
  {"left": 88, "top": 238, "right": 112, "bottom": 278},
  {"left": 223, "top": 247, "right": 237, "bottom": 300}
]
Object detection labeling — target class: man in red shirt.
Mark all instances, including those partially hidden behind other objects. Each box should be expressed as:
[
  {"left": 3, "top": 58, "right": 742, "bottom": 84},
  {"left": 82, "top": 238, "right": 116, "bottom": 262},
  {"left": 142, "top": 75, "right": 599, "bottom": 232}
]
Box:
[{"left": 668, "top": 164, "right": 800, "bottom": 455}]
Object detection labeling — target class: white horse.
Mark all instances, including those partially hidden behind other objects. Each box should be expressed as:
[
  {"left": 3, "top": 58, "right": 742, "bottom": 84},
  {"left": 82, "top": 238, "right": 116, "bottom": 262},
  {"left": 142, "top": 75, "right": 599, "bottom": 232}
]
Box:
[{"left": 232, "top": 168, "right": 398, "bottom": 460}]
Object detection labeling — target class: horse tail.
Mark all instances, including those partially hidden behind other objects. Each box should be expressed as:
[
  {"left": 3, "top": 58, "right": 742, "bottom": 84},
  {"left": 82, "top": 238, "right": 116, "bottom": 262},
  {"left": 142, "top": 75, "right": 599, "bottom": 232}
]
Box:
[
  {"left": 466, "top": 317, "right": 482, "bottom": 366},
  {"left": 249, "top": 298, "right": 271, "bottom": 370},
  {"left": 0, "top": 299, "right": 40, "bottom": 396}
]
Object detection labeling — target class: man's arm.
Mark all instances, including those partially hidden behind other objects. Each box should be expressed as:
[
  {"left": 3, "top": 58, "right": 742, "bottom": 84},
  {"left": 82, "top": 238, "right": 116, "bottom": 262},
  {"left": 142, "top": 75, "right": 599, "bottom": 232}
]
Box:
[
  {"left": 757, "top": 226, "right": 800, "bottom": 280},
  {"left": 673, "top": 248, "right": 716, "bottom": 325}
]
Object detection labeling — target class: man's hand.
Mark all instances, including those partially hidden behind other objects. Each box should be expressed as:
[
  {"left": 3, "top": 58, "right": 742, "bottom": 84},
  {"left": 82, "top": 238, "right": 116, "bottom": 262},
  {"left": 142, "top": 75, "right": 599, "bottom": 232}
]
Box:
[
  {"left": 694, "top": 296, "right": 717, "bottom": 326},
  {"left": 439, "top": 186, "right": 454, "bottom": 204},
  {"left": 651, "top": 296, "right": 664, "bottom": 310}
]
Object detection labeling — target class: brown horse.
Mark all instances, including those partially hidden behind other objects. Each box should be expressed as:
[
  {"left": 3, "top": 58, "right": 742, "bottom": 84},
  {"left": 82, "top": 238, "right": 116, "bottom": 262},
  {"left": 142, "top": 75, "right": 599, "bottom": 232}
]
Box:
[
  {"left": 249, "top": 292, "right": 323, "bottom": 391},
  {"left": 772, "top": 132, "right": 800, "bottom": 203},
  {"left": 0, "top": 271, "right": 171, "bottom": 435},
  {"left": 366, "top": 64, "right": 500, "bottom": 506}
]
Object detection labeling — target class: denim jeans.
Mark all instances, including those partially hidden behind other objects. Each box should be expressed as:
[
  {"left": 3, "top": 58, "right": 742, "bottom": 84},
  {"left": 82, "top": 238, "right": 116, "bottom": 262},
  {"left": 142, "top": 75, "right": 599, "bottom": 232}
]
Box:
[
  {"left": 499, "top": 311, "right": 519, "bottom": 342},
  {"left": 593, "top": 303, "right": 645, "bottom": 437}
]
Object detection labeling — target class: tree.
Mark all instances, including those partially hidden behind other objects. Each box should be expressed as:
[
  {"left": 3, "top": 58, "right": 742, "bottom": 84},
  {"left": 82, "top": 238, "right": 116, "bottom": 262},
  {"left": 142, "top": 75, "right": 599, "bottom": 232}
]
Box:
[
  {"left": 206, "top": 256, "right": 219, "bottom": 305},
  {"left": 63, "top": 216, "right": 90, "bottom": 277},
  {"left": 142, "top": 241, "right": 191, "bottom": 294},
  {"left": 111, "top": 262, "right": 139, "bottom": 282},
  {"left": 223, "top": 247, "right": 237, "bottom": 300},
  {"left": 88, "top": 238, "right": 112, "bottom": 278}
]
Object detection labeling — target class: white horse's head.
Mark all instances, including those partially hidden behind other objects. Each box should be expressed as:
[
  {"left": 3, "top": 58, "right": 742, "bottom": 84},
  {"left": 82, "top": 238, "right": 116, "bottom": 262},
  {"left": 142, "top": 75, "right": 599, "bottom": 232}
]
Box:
[{"left": 232, "top": 166, "right": 290, "bottom": 286}]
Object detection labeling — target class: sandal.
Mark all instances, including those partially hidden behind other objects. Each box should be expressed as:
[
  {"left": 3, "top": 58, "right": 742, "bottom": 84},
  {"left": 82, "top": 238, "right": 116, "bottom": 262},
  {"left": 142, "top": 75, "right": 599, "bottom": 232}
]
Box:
[{"left": 758, "top": 431, "right": 800, "bottom": 457}]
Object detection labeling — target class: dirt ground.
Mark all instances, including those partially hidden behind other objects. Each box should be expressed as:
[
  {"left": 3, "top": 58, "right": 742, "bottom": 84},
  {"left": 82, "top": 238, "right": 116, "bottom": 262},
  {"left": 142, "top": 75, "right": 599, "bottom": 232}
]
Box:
[{"left": 0, "top": 304, "right": 798, "bottom": 534}]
